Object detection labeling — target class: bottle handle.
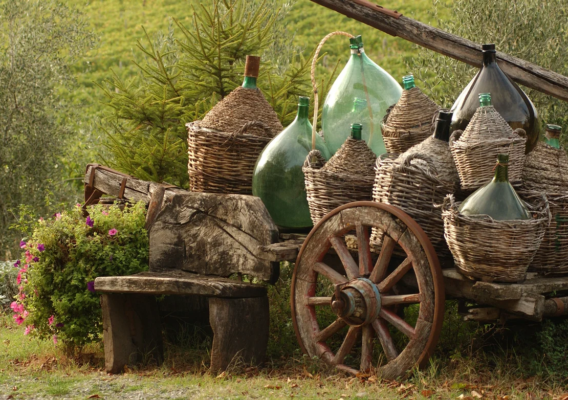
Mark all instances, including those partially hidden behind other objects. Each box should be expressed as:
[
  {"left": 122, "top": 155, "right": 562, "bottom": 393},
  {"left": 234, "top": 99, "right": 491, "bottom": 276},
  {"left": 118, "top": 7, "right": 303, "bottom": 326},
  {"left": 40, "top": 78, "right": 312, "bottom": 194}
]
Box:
[
  {"left": 398, "top": 152, "right": 439, "bottom": 177},
  {"left": 233, "top": 121, "right": 273, "bottom": 137},
  {"left": 311, "top": 31, "right": 355, "bottom": 151}
]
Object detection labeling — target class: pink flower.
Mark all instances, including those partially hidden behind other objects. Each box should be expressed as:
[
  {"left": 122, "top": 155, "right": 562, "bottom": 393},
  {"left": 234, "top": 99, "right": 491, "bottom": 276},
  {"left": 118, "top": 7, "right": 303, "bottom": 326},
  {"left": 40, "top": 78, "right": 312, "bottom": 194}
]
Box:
[
  {"left": 38, "top": 217, "right": 44, "bottom": 223},
  {"left": 55, "top": 213, "right": 62, "bottom": 220},
  {"left": 13, "top": 314, "right": 24, "bottom": 325},
  {"left": 76, "top": 203, "right": 82, "bottom": 207},
  {"left": 24, "top": 325, "right": 34, "bottom": 335},
  {"left": 102, "top": 211, "right": 109, "bottom": 216},
  {"left": 25, "top": 250, "right": 33, "bottom": 263},
  {"left": 19, "top": 292, "right": 26, "bottom": 300},
  {"left": 17, "top": 273, "right": 21, "bottom": 285},
  {"left": 11, "top": 302, "right": 24, "bottom": 314},
  {"left": 48, "top": 315, "right": 54, "bottom": 325},
  {"left": 22, "top": 310, "right": 29, "bottom": 319},
  {"left": 108, "top": 228, "right": 118, "bottom": 236},
  {"left": 53, "top": 335, "right": 58, "bottom": 344},
  {"left": 19, "top": 240, "right": 26, "bottom": 249},
  {"left": 10, "top": 301, "right": 19, "bottom": 312}
]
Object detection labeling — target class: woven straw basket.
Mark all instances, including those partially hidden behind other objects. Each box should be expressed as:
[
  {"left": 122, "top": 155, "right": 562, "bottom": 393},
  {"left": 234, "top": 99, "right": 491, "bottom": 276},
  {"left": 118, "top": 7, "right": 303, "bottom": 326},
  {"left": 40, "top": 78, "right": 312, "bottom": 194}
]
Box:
[
  {"left": 372, "top": 134, "right": 458, "bottom": 255},
  {"left": 450, "top": 105, "right": 526, "bottom": 191},
  {"left": 381, "top": 86, "right": 440, "bottom": 154},
  {"left": 523, "top": 141, "right": 568, "bottom": 273},
  {"left": 303, "top": 138, "right": 376, "bottom": 224},
  {"left": 442, "top": 193, "right": 549, "bottom": 282},
  {"left": 186, "top": 56, "right": 283, "bottom": 195}
]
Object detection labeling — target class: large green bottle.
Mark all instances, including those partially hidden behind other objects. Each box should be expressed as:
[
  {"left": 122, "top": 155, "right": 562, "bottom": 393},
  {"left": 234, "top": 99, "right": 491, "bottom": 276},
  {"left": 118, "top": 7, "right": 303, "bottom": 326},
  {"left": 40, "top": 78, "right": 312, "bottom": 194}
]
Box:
[
  {"left": 459, "top": 154, "right": 530, "bottom": 220},
  {"left": 321, "top": 35, "right": 402, "bottom": 157},
  {"left": 545, "top": 124, "right": 562, "bottom": 149},
  {"left": 253, "top": 97, "right": 330, "bottom": 230}
]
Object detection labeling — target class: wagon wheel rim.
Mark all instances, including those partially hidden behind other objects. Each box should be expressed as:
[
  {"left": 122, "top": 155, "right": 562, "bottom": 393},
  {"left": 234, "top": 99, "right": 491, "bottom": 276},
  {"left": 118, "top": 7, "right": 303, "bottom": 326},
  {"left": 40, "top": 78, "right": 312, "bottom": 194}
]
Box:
[{"left": 291, "top": 201, "right": 445, "bottom": 379}]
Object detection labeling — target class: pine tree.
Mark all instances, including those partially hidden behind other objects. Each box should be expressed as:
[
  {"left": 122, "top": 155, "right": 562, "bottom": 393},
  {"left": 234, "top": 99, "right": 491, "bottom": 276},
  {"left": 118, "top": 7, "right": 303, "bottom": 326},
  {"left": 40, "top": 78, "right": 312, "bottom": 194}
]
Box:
[{"left": 99, "top": 0, "right": 315, "bottom": 187}]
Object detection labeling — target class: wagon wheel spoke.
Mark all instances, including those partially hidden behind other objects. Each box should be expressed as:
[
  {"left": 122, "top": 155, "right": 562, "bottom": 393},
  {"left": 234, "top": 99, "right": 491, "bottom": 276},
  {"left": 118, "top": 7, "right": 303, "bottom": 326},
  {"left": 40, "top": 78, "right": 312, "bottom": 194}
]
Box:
[
  {"left": 316, "top": 318, "right": 347, "bottom": 343},
  {"left": 381, "top": 293, "right": 421, "bottom": 306},
  {"left": 307, "top": 297, "right": 332, "bottom": 306},
  {"left": 372, "top": 319, "right": 399, "bottom": 361},
  {"left": 369, "top": 235, "right": 396, "bottom": 283},
  {"left": 330, "top": 236, "right": 359, "bottom": 280},
  {"left": 356, "top": 224, "right": 373, "bottom": 276},
  {"left": 360, "top": 325, "right": 374, "bottom": 372},
  {"left": 333, "top": 326, "right": 360, "bottom": 364},
  {"left": 380, "top": 309, "right": 416, "bottom": 339},
  {"left": 313, "top": 261, "right": 348, "bottom": 285},
  {"left": 378, "top": 257, "right": 413, "bottom": 292}
]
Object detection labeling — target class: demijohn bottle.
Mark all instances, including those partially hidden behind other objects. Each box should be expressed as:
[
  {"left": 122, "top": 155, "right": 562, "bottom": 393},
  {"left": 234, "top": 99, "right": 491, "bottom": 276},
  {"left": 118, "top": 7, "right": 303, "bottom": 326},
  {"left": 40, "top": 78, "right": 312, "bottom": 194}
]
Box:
[
  {"left": 321, "top": 35, "right": 402, "bottom": 157},
  {"left": 544, "top": 124, "right": 562, "bottom": 149},
  {"left": 459, "top": 154, "right": 530, "bottom": 220},
  {"left": 253, "top": 97, "right": 330, "bottom": 231},
  {"left": 450, "top": 44, "right": 539, "bottom": 153}
]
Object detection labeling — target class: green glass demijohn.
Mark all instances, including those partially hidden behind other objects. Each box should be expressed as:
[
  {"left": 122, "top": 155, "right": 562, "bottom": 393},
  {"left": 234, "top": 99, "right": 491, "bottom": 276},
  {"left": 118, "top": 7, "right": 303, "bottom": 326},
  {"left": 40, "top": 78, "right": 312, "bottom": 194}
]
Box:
[
  {"left": 459, "top": 154, "right": 531, "bottom": 220},
  {"left": 545, "top": 124, "right": 562, "bottom": 149},
  {"left": 252, "top": 97, "right": 330, "bottom": 231},
  {"left": 321, "top": 35, "right": 402, "bottom": 157}
]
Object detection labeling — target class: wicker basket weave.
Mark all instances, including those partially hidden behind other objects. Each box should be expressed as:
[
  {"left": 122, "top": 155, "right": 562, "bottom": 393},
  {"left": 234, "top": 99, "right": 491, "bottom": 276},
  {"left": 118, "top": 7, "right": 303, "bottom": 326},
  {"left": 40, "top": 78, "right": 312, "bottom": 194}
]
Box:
[
  {"left": 303, "top": 138, "right": 376, "bottom": 225},
  {"left": 442, "top": 193, "right": 549, "bottom": 282},
  {"left": 372, "top": 141, "right": 457, "bottom": 255},
  {"left": 523, "top": 141, "right": 568, "bottom": 273},
  {"left": 187, "top": 120, "right": 275, "bottom": 194},
  {"left": 450, "top": 105, "right": 526, "bottom": 191},
  {"left": 381, "top": 87, "right": 440, "bottom": 154}
]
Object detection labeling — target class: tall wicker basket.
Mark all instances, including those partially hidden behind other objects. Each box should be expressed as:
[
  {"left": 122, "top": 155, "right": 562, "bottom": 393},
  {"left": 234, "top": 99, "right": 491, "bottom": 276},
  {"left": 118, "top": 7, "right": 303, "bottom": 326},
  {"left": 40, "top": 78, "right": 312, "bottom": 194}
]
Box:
[
  {"left": 186, "top": 55, "right": 283, "bottom": 195},
  {"left": 450, "top": 104, "right": 526, "bottom": 191},
  {"left": 373, "top": 128, "right": 458, "bottom": 255},
  {"left": 381, "top": 82, "right": 440, "bottom": 154},
  {"left": 442, "top": 193, "right": 549, "bottom": 282},
  {"left": 523, "top": 140, "right": 568, "bottom": 274}
]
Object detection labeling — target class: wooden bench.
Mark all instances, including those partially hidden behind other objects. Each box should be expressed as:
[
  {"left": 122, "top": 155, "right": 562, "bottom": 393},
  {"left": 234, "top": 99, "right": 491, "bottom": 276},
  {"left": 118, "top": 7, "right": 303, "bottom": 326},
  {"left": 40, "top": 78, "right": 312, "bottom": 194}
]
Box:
[{"left": 86, "top": 164, "right": 301, "bottom": 373}]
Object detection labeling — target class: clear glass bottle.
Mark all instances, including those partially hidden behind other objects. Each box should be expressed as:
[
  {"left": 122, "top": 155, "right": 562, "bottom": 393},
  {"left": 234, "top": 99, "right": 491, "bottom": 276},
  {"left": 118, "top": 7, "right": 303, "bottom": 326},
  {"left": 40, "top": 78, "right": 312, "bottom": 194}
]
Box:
[
  {"left": 321, "top": 35, "right": 402, "bottom": 157},
  {"left": 450, "top": 44, "right": 539, "bottom": 153},
  {"left": 459, "top": 154, "right": 530, "bottom": 220},
  {"left": 544, "top": 124, "right": 562, "bottom": 149},
  {"left": 252, "top": 97, "right": 330, "bottom": 231}
]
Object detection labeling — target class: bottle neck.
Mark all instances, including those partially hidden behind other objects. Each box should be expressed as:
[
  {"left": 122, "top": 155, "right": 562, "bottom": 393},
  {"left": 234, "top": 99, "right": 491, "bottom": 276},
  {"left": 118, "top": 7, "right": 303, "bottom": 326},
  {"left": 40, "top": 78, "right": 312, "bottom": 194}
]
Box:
[
  {"left": 242, "top": 76, "right": 257, "bottom": 89},
  {"left": 482, "top": 51, "right": 496, "bottom": 67},
  {"left": 296, "top": 104, "right": 309, "bottom": 121},
  {"left": 494, "top": 163, "right": 509, "bottom": 183},
  {"left": 433, "top": 121, "right": 451, "bottom": 142},
  {"left": 545, "top": 137, "right": 561, "bottom": 149}
]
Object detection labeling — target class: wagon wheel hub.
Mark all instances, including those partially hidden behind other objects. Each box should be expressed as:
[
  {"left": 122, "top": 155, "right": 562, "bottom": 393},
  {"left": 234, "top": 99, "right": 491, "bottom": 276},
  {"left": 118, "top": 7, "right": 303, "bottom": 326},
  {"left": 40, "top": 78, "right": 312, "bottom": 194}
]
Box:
[{"left": 331, "top": 278, "right": 381, "bottom": 326}]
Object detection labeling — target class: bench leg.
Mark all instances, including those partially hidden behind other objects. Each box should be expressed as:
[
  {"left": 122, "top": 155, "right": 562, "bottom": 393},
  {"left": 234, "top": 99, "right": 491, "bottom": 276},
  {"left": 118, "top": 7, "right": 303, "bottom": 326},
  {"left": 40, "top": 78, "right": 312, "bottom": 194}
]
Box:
[
  {"left": 208, "top": 296, "right": 269, "bottom": 372},
  {"left": 101, "top": 293, "right": 164, "bottom": 373}
]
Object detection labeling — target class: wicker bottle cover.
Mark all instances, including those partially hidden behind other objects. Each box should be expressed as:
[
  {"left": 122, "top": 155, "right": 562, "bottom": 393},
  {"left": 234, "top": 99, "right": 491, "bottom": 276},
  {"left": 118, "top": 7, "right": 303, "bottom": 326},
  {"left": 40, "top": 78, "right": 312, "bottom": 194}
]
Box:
[
  {"left": 450, "top": 93, "right": 526, "bottom": 191},
  {"left": 303, "top": 124, "right": 376, "bottom": 225},
  {"left": 523, "top": 124, "right": 568, "bottom": 273},
  {"left": 186, "top": 55, "right": 284, "bottom": 194},
  {"left": 381, "top": 74, "right": 440, "bottom": 154},
  {"left": 373, "top": 111, "right": 457, "bottom": 255}
]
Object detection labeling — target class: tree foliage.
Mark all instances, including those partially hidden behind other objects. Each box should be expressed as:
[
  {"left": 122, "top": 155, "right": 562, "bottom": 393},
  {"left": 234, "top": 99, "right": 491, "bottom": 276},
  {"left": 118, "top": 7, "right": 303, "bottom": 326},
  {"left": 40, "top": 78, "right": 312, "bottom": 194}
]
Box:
[
  {"left": 0, "top": 0, "right": 95, "bottom": 256},
  {"left": 410, "top": 0, "right": 568, "bottom": 143},
  {"left": 99, "top": 0, "right": 314, "bottom": 186}
]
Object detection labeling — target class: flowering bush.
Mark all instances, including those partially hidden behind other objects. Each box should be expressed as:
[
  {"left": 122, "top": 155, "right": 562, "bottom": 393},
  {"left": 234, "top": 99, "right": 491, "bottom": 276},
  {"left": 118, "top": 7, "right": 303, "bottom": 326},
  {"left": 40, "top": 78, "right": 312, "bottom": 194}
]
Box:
[{"left": 9, "top": 202, "right": 148, "bottom": 348}]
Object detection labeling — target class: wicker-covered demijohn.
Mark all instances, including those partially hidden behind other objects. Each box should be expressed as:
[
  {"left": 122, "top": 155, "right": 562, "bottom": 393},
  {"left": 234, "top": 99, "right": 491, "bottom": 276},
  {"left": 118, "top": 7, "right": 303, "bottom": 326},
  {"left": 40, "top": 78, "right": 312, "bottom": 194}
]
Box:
[
  {"left": 442, "top": 193, "right": 549, "bottom": 282},
  {"left": 303, "top": 136, "right": 376, "bottom": 225},
  {"left": 373, "top": 119, "right": 459, "bottom": 255},
  {"left": 523, "top": 132, "right": 568, "bottom": 273},
  {"left": 187, "top": 56, "right": 283, "bottom": 195},
  {"left": 450, "top": 99, "right": 526, "bottom": 191},
  {"left": 381, "top": 76, "right": 440, "bottom": 154}
]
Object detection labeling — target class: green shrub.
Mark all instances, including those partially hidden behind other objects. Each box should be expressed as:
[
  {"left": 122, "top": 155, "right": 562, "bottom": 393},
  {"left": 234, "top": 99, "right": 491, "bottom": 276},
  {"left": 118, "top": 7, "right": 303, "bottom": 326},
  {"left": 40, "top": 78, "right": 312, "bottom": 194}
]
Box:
[
  {"left": 9, "top": 203, "right": 148, "bottom": 349},
  {"left": 0, "top": 261, "right": 18, "bottom": 310}
]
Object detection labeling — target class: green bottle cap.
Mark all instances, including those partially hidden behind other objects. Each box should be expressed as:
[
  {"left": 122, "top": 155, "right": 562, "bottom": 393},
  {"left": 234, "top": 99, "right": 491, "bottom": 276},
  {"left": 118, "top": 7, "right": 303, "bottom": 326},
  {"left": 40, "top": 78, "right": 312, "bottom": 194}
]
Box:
[
  {"left": 349, "top": 35, "right": 363, "bottom": 50},
  {"left": 298, "top": 96, "right": 310, "bottom": 107},
  {"left": 351, "top": 123, "right": 363, "bottom": 140},
  {"left": 479, "top": 93, "right": 491, "bottom": 107},
  {"left": 402, "top": 74, "right": 415, "bottom": 90},
  {"left": 497, "top": 154, "right": 509, "bottom": 164}
]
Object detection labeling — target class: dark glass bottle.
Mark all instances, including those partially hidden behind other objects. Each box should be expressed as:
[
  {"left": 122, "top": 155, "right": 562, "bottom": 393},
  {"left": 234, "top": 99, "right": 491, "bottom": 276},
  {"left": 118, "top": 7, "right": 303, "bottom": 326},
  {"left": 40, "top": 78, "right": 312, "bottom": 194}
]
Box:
[
  {"left": 459, "top": 154, "right": 530, "bottom": 220},
  {"left": 433, "top": 110, "right": 453, "bottom": 142},
  {"left": 450, "top": 44, "right": 539, "bottom": 153},
  {"left": 545, "top": 124, "right": 562, "bottom": 149},
  {"left": 252, "top": 97, "right": 330, "bottom": 231}
]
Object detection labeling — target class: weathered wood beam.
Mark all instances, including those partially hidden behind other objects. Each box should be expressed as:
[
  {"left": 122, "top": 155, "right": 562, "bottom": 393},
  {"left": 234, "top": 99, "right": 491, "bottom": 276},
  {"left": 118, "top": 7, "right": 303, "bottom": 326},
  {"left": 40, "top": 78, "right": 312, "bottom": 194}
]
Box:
[{"left": 311, "top": 0, "right": 568, "bottom": 102}]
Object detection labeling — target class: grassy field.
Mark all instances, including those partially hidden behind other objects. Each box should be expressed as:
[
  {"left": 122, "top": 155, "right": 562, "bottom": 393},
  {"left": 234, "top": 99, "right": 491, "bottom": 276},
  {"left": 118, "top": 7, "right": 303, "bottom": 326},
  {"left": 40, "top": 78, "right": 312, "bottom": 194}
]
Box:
[{"left": 1, "top": 312, "right": 567, "bottom": 399}]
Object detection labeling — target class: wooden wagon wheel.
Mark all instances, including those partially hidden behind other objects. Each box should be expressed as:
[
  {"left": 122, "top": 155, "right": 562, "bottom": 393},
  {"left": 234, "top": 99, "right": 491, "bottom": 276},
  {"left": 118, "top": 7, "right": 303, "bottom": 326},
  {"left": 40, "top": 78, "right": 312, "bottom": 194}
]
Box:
[{"left": 291, "top": 201, "right": 445, "bottom": 379}]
